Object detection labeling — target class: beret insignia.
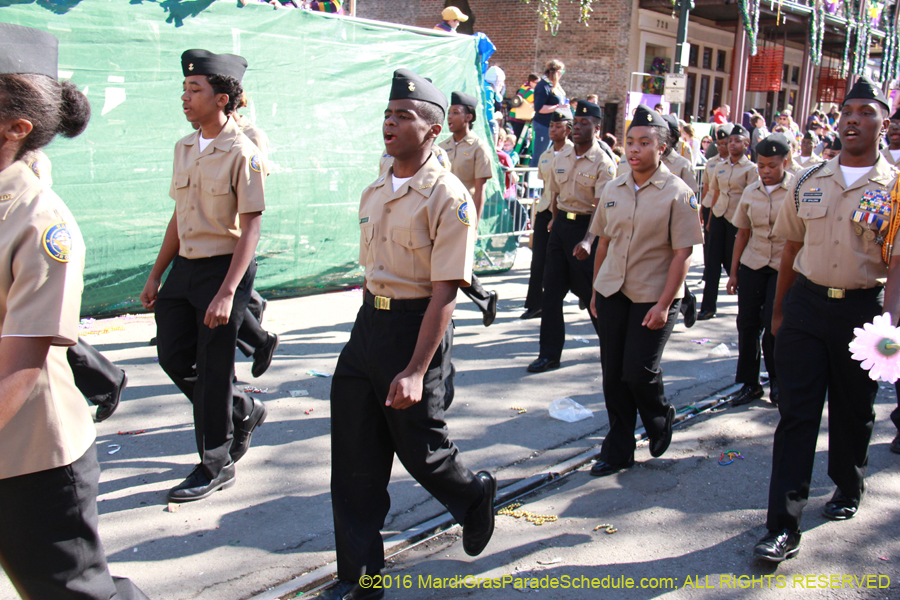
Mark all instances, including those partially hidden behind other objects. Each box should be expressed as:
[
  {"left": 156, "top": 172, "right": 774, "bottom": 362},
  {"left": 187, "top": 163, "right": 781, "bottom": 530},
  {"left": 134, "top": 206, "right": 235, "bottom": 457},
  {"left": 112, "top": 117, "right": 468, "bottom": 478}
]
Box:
[
  {"left": 408, "top": 81, "right": 416, "bottom": 92},
  {"left": 188, "top": 63, "right": 194, "bottom": 71}
]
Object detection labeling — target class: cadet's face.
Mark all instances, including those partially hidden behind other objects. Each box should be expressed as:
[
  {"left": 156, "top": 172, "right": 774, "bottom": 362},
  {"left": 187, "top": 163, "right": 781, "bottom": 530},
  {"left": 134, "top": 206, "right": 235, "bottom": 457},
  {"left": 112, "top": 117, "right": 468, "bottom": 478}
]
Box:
[
  {"left": 839, "top": 99, "right": 888, "bottom": 156},
  {"left": 823, "top": 148, "right": 840, "bottom": 160},
  {"left": 888, "top": 120, "right": 900, "bottom": 145},
  {"left": 625, "top": 126, "right": 664, "bottom": 174},
  {"left": 181, "top": 75, "right": 223, "bottom": 124},
  {"left": 383, "top": 99, "right": 436, "bottom": 158},
  {"left": 572, "top": 116, "right": 597, "bottom": 145},
  {"left": 727, "top": 135, "right": 748, "bottom": 157},
  {"left": 447, "top": 105, "right": 471, "bottom": 134},
  {"left": 801, "top": 138, "right": 814, "bottom": 154},
  {"left": 716, "top": 139, "right": 728, "bottom": 157},
  {"left": 757, "top": 154, "right": 787, "bottom": 187},
  {"left": 548, "top": 120, "right": 569, "bottom": 143}
]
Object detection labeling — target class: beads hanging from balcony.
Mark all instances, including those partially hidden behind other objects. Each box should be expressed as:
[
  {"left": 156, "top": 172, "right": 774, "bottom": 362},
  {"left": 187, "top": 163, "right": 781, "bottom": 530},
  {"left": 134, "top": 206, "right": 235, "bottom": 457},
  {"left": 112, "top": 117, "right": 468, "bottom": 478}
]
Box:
[
  {"left": 883, "top": 5, "right": 899, "bottom": 82},
  {"left": 738, "top": 0, "right": 761, "bottom": 56},
  {"left": 809, "top": 0, "right": 826, "bottom": 65},
  {"left": 518, "top": 0, "right": 594, "bottom": 35}
]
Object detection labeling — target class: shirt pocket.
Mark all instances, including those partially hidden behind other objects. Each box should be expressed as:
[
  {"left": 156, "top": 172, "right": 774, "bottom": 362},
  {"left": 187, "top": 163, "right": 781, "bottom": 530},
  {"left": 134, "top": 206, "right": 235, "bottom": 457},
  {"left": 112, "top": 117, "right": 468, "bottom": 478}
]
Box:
[
  {"left": 204, "top": 178, "right": 237, "bottom": 225},
  {"left": 797, "top": 204, "right": 828, "bottom": 245},
  {"left": 391, "top": 227, "right": 433, "bottom": 284},
  {"left": 173, "top": 173, "right": 190, "bottom": 213}
]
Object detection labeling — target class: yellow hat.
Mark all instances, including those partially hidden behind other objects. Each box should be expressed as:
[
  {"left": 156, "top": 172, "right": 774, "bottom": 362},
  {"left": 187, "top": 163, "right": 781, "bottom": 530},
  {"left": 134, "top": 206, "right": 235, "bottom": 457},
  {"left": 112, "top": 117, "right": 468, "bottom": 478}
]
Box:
[{"left": 442, "top": 6, "right": 469, "bottom": 21}]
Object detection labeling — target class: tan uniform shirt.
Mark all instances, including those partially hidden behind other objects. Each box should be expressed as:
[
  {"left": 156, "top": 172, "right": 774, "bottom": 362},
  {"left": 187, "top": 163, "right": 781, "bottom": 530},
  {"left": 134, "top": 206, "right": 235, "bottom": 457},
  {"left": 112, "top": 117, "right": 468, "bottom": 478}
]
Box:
[
  {"left": 590, "top": 163, "right": 703, "bottom": 303},
  {"left": 710, "top": 154, "right": 757, "bottom": 220},
  {"left": 700, "top": 155, "right": 724, "bottom": 208},
  {"left": 233, "top": 113, "right": 269, "bottom": 160},
  {"left": 359, "top": 154, "right": 476, "bottom": 299},
  {"left": 730, "top": 173, "right": 793, "bottom": 270},
  {"left": 882, "top": 147, "right": 900, "bottom": 166},
  {"left": 0, "top": 161, "right": 93, "bottom": 480},
  {"left": 550, "top": 142, "right": 617, "bottom": 215},
  {"left": 379, "top": 147, "right": 451, "bottom": 174},
  {"left": 438, "top": 132, "right": 494, "bottom": 198},
  {"left": 169, "top": 116, "right": 266, "bottom": 259},
  {"left": 536, "top": 140, "right": 573, "bottom": 213},
  {"left": 773, "top": 156, "right": 899, "bottom": 289}
]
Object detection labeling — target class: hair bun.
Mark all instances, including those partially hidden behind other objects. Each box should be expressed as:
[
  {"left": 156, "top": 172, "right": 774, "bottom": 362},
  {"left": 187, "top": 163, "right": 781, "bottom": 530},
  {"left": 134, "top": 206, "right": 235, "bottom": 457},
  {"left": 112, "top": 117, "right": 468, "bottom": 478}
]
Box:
[{"left": 57, "top": 80, "right": 91, "bottom": 138}]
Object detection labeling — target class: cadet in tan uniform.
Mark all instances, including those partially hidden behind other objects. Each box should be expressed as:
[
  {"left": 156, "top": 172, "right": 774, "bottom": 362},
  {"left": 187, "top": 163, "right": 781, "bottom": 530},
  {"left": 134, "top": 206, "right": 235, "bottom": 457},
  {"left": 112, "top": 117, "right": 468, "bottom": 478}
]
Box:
[
  {"left": 725, "top": 133, "right": 793, "bottom": 407},
  {"left": 140, "top": 50, "right": 268, "bottom": 503},
  {"left": 699, "top": 125, "right": 732, "bottom": 281},
  {"left": 0, "top": 23, "right": 147, "bottom": 599},
  {"left": 797, "top": 131, "right": 824, "bottom": 168},
  {"left": 882, "top": 106, "right": 900, "bottom": 166},
  {"left": 522, "top": 108, "right": 573, "bottom": 320},
  {"left": 438, "top": 91, "right": 499, "bottom": 327},
  {"left": 588, "top": 105, "right": 703, "bottom": 477},
  {"left": 754, "top": 77, "right": 900, "bottom": 562},
  {"left": 699, "top": 124, "right": 756, "bottom": 320},
  {"left": 325, "top": 70, "right": 495, "bottom": 600},
  {"left": 526, "top": 100, "right": 617, "bottom": 373},
  {"left": 619, "top": 114, "right": 699, "bottom": 194}
]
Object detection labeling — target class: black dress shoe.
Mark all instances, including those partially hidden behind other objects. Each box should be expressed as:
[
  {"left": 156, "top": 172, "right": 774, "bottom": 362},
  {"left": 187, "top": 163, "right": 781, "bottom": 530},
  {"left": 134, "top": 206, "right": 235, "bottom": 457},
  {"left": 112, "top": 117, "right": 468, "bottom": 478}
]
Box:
[
  {"left": 754, "top": 529, "right": 801, "bottom": 562},
  {"left": 167, "top": 463, "right": 236, "bottom": 502},
  {"left": 231, "top": 398, "right": 268, "bottom": 463},
  {"left": 769, "top": 380, "right": 780, "bottom": 406},
  {"left": 590, "top": 459, "right": 634, "bottom": 477},
  {"left": 823, "top": 485, "right": 863, "bottom": 520},
  {"left": 319, "top": 578, "right": 384, "bottom": 600},
  {"left": 251, "top": 333, "right": 279, "bottom": 378},
  {"left": 680, "top": 291, "right": 697, "bottom": 328},
  {"left": 483, "top": 291, "right": 499, "bottom": 327},
  {"left": 463, "top": 471, "right": 497, "bottom": 556},
  {"left": 520, "top": 308, "right": 542, "bottom": 320},
  {"left": 527, "top": 357, "right": 560, "bottom": 373},
  {"left": 649, "top": 406, "right": 676, "bottom": 458},
  {"left": 731, "top": 383, "right": 764, "bottom": 406},
  {"left": 696, "top": 310, "right": 716, "bottom": 321},
  {"left": 95, "top": 370, "right": 127, "bottom": 423},
  {"left": 891, "top": 432, "right": 900, "bottom": 455}
]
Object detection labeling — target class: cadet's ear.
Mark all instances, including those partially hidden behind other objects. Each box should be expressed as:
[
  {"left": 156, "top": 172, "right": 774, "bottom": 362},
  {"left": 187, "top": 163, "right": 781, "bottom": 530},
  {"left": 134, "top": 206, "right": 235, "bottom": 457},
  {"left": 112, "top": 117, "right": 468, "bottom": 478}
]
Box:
[
  {"left": 426, "top": 123, "right": 442, "bottom": 141},
  {"left": 2, "top": 118, "right": 33, "bottom": 142},
  {"left": 215, "top": 92, "right": 230, "bottom": 112}
]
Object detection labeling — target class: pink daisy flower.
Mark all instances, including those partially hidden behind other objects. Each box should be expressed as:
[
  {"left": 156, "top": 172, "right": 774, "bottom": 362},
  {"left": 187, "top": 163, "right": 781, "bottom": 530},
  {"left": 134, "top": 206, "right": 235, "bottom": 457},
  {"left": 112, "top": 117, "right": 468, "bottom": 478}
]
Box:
[{"left": 849, "top": 313, "right": 900, "bottom": 383}]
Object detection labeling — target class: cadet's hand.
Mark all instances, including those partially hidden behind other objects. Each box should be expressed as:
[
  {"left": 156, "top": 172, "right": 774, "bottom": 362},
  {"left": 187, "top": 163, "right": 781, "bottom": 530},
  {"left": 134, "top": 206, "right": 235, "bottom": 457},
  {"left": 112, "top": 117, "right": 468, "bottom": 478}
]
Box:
[
  {"left": 726, "top": 274, "right": 738, "bottom": 295},
  {"left": 771, "top": 307, "right": 783, "bottom": 337},
  {"left": 547, "top": 219, "right": 554, "bottom": 233},
  {"left": 573, "top": 240, "right": 591, "bottom": 261},
  {"left": 140, "top": 277, "right": 161, "bottom": 311},
  {"left": 386, "top": 368, "right": 424, "bottom": 410},
  {"left": 642, "top": 303, "right": 668, "bottom": 330},
  {"left": 204, "top": 291, "right": 234, "bottom": 329},
  {"left": 590, "top": 290, "right": 598, "bottom": 318},
  {"left": 705, "top": 219, "right": 711, "bottom": 232}
]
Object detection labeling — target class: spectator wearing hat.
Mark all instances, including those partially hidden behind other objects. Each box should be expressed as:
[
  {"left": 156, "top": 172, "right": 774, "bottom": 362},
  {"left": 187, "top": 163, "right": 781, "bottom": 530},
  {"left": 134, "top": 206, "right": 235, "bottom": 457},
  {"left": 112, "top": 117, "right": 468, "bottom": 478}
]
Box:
[
  {"left": 882, "top": 106, "right": 900, "bottom": 166},
  {"left": 435, "top": 6, "right": 468, "bottom": 32},
  {"left": 508, "top": 73, "right": 539, "bottom": 142}
]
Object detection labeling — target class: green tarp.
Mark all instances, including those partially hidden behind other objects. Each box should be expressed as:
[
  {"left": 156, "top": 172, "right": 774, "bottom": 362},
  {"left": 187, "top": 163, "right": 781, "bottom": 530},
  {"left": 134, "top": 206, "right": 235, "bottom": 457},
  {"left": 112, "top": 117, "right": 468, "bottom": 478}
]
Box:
[{"left": 0, "top": 2, "right": 516, "bottom": 315}]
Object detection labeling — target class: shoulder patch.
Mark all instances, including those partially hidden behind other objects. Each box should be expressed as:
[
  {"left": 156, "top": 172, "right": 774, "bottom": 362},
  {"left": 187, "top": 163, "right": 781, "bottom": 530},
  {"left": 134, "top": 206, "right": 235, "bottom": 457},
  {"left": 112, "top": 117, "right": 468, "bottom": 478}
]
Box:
[
  {"left": 43, "top": 222, "right": 72, "bottom": 263},
  {"left": 29, "top": 159, "right": 43, "bottom": 179},
  {"left": 688, "top": 194, "right": 699, "bottom": 211},
  {"left": 607, "top": 165, "right": 615, "bottom": 178},
  {"left": 250, "top": 154, "right": 262, "bottom": 173},
  {"left": 457, "top": 201, "right": 472, "bottom": 226}
]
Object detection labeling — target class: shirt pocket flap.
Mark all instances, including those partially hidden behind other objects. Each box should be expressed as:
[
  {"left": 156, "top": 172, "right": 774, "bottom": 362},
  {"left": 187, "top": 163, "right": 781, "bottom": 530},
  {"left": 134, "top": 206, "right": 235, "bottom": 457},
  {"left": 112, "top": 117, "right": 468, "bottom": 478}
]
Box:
[
  {"left": 206, "top": 178, "right": 232, "bottom": 196},
  {"left": 361, "top": 223, "right": 374, "bottom": 244},
  {"left": 174, "top": 173, "right": 190, "bottom": 189},
  {"left": 798, "top": 204, "right": 828, "bottom": 220},
  {"left": 392, "top": 227, "right": 431, "bottom": 249},
  {"left": 555, "top": 170, "right": 570, "bottom": 184}
]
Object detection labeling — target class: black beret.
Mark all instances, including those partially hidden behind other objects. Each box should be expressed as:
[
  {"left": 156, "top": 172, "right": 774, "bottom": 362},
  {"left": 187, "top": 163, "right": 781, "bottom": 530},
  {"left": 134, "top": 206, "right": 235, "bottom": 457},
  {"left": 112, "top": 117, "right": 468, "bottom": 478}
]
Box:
[
  {"left": 803, "top": 130, "right": 819, "bottom": 144},
  {"left": 0, "top": 23, "right": 58, "bottom": 79},
  {"left": 550, "top": 107, "right": 573, "bottom": 122},
  {"left": 628, "top": 104, "right": 667, "bottom": 130},
  {"left": 891, "top": 106, "right": 900, "bottom": 121},
  {"left": 730, "top": 124, "right": 748, "bottom": 137},
  {"left": 662, "top": 113, "right": 680, "bottom": 140},
  {"left": 756, "top": 133, "right": 791, "bottom": 157},
  {"left": 390, "top": 68, "right": 448, "bottom": 115},
  {"left": 715, "top": 123, "right": 734, "bottom": 140},
  {"left": 450, "top": 91, "right": 477, "bottom": 108},
  {"left": 843, "top": 75, "right": 890, "bottom": 110},
  {"left": 575, "top": 100, "right": 602, "bottom": 119},
  {"left": 832, "top": 136, "right": 842, "bottom": 151},
  {"left": 182, "top": 49, "right": 247, "bottom": 81}
]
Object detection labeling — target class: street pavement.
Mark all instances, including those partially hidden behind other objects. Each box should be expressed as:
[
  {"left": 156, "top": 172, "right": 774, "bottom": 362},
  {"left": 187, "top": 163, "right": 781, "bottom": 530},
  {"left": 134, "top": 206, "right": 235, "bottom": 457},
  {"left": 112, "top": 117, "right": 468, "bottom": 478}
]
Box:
[{"left": 1, "top": 248, "right": 898, "bottom": 600}]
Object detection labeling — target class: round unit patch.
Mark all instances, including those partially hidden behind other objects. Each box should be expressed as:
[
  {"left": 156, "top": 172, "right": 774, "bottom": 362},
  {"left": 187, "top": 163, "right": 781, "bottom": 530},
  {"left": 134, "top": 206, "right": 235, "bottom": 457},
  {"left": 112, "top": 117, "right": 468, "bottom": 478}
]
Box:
[
  {"left": 250, "top": 154, "right": 262, "bottom": 173},
  {"left": 457, "top": 201, "right": 471, "bottom": 226},
  {"left": 43, "top": 222, "right": 72, "bottom": 263},
  {"left": 688, "top": 194, "right": 699, "bottom": 211},
  {"left": 607, "top": 165, "right": 615, "bottom": 178}
]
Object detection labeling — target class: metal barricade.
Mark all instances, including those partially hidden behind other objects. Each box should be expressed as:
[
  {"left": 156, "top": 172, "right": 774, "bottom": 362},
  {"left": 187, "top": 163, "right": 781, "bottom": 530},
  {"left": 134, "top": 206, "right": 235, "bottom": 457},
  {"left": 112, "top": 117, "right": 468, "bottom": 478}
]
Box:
[{"left": 477, "top": 165, "right": 541, "bottom": 241}]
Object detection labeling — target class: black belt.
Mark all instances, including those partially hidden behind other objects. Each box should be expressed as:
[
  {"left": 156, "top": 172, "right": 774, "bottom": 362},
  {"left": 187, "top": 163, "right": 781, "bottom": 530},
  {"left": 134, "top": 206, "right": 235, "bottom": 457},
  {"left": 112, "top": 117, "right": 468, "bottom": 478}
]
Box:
[
  {"left": 556, "top": 209, "right": 592, "bottom": 222},
  {"left": 796, "top": 275, "right": 881, "bottom": 300},
  {"left": 364, "top": 290, "right": 431, "bottom": 311}
]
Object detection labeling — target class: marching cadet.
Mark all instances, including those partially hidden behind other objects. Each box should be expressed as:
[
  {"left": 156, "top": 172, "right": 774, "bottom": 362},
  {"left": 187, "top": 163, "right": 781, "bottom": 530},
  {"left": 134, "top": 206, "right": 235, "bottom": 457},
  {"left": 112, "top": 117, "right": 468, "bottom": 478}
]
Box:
[
  {"left": 754, "top": 76, "right": 900, "bottom": 562},
  {"left": 140, "top": 49, "right": 268, "bottom": 502},
  {"left": 0, "top": 23, "right": 147, "bottom": 599},
  {"left": 324, "top": 69, "right": 495, "bottom": 600},
  {"left": 797, "top": 131, "right": 824, "bottom": 167},
  {"left": 522, "top": 108, "right": 573, "bottom": 320},
  {"left": 882, "top": 106, "right": 900, "bottom": 166},
  {"left": 699, "top": 124, "right": 756, "bottom": 320},
  {"left": 725, "top": 133, "right": 793, "bottom": 407},
  {"left": 588, "top": 105, "right": 703, "bottom": 476},
  {"left": 526, "top": 100, "right": 617, "bottom": 373},
  {"left": 699, "top": 124, "right": 732, "bottom": 271},
  {"left": 438, "top": 91, "right": 499, "bottom": 327}
]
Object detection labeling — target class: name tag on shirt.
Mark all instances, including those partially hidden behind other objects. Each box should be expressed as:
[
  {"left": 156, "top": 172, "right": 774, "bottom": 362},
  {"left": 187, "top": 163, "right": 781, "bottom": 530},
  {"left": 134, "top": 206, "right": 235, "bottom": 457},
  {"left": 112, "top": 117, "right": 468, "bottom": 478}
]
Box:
[
  {"left": 800, "top": 196, "right": 821, "bottom": 203},
  {"left": 359, "top": 217, "right": 369, "bottom": 224},
  {"left": 605, "top": 201, "right": 616, "bottom": 208},
  {"left": 556, "top": 169, "right": 566, "bottom": 173}
]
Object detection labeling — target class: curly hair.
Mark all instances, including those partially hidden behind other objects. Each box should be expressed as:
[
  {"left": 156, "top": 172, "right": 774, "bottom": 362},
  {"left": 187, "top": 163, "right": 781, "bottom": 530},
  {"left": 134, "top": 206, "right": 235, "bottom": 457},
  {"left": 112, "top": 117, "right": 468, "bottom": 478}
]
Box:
[{"left": 206, "top": 74, "right": 243, "bottom": 116}]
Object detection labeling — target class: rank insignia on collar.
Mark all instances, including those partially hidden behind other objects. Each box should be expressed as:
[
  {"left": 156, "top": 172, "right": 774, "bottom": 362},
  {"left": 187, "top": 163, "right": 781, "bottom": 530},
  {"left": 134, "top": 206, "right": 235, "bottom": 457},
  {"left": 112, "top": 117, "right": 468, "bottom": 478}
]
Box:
[
  {"left": 188, "top": 63, "right": 194, "bottom": 71},
  {"left": 408, "top": 82, "right": 416, "bottom": 92},
  {"left": 417, "top": 184, "right": 433, "bottom": 190}
]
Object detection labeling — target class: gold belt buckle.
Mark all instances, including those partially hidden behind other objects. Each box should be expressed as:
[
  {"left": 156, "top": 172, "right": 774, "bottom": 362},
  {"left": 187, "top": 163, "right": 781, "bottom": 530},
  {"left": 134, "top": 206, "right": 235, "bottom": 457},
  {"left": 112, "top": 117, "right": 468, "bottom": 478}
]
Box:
[
  {"left": 566, "top": 211, "right": 576, "bottom": 220},
  {"left": 374, "top": 295, "right": 391, "bottom": 310},
  {"left": 827, "top": 288, "right": 845, "bottom": 299}
]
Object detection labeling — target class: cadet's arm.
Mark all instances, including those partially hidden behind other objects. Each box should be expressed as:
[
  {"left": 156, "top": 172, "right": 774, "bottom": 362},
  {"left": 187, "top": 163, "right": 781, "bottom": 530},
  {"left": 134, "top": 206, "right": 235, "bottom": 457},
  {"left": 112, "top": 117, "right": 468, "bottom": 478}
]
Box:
[
  {"left": 726, "top": 228, "right": 751, "bottom": 294},
  {"left": 205, "top": 211, "right": 262, "bottom": 328},
  {"left": 883, "top": 255, "right": 900, "bottom": 325},
  {"left": 642, "top": 247, "right": 692, "bottom": 330},
  {"left": 472, "top": 178, "right": 488, "bottom": 220},
  {"left": 141, "top": 210, "right": 181, "bottom": 311},
  {"left": 386, "top": 280, "right": 458, "bottom": 410},
  {"left": 771, "top": 239, "right": 803, "bottom": 336},
  {"left": 589, "top": 237, "right": 611, "bottom": 318},
  {"left": 706, "top": 191, "right": 719, "bottom": 231},
  {"left": 0, "top": 336, "right": 53, "bottom": 432}
]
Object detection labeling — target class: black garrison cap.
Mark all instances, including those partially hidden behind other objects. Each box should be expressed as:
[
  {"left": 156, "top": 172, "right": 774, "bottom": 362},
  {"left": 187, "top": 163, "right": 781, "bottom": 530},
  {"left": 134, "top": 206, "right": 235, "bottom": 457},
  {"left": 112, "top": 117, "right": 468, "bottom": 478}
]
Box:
[
  {"left": 730, "top": 123, "right": 748, "bottom": 137},
  {"left": 450, "top": 91, "right": 477, "bottom": 108},
  {"left": 891, "top": 106, "right": 900, "bottom": 121},
  {"left": 0, "top": 23, "right": 58, "bottom": 79},
  {"left": 182, "top": 49, "right": 248, "bottom": 82},
  {"left": 756, "top": 133, "right": 791, "bottom": 157},
  {"left": 715, "top": 123, "right": 734, "bottom": 140},
  {"left": 843, "top": 75, "right": 890, "bottom": 110},
  {"left": 662, "top": 113, "right": 681, "bottom": 140},
  {"left": 628, "top": 104, "right": 667, "bottom": 130},
  {"left": 575, "top": 100, "right": 602, "bottom": 119},
  {"left": 550, "top": 107, "right": 573, "bottom": 122},
  {"left": 803, "top": 130, "right": 819, "bottom": 144},
  {"left": 390, "top": 68, "right": 448, "bottom": 115}
]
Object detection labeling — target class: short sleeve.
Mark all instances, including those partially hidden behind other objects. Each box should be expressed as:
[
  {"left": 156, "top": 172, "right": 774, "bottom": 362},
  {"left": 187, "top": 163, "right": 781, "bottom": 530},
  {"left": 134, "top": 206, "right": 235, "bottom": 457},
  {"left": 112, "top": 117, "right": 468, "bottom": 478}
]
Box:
[
  {"left": 772, "top": 182, "right": 806, "bottom": 243},
  {"left": 595, "top": 155, "right": 616, "bottom": 199},
  {"left": 670, "top": 188, "right": 704, "bottom": 250},
  {"left": 681, "top": 166, "right": 700, "bottom": 194},
  {"left": 234, "top": 148, "right": 267, "bottom": 214},
  {"left": 475, "top": 141, "right": 494, "bottom": 181},
  {"left": 729, "top": 189, "right": 753, "bottom": 229},
  {"left": 169, "top": 155, "right": 178, "bottom": 200},
  {"left": 709, "top": 169, "right": 720, "bottom": 192},
  {"left": 430, "top": 184, "right": 476, "bottom": 286},
  {"left": 589, "top": 186, "right": 611, "bottom": 239},
  {"left": 548, "top": 154, "right": 561, "bottom": 198}
]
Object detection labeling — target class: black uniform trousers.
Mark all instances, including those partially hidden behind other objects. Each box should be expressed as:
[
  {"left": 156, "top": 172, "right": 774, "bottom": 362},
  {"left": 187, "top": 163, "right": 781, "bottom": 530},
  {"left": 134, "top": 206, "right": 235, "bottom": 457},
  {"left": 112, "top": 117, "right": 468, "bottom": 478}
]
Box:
[
  {"left": 460, "top": 274, "right": 491, "bottom": 316},
  {"left": 67, "top": 339, "right": 124, "bottom": 406},
  {"left": 892, "top": 382, "right": 900, "bottom": 432},
  {"left": 766, "top": 279, "right": 881, "bottom": 533},
  {"left": 236, "top": 289, "right": 269, "bottom": 357},
  {"left": 539, "top": 213, "right": 600, "bottom": 361},
  {"left": 0, "top": 447, "right": 148, "bottom": 600},
  {"left": 700, "top": 206, "right": 711, "bottom": 278},
  {"left": 330, "top": 300, "right": 482, "bottom": 580},
  {"left": 155, "top": 255, "right": 256, "bottom": 479},
  {"left": 700, "top": 214, "right": 737, "bottom": 314},
  {"left": 596, "top": 292, "right": 680, "bottom": 465},
  {"left": 524, "top": 208, "right": 552, "bottom": 311},
  {"left": 735, "top": 264, "right": 778, "bottom": 385}
]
